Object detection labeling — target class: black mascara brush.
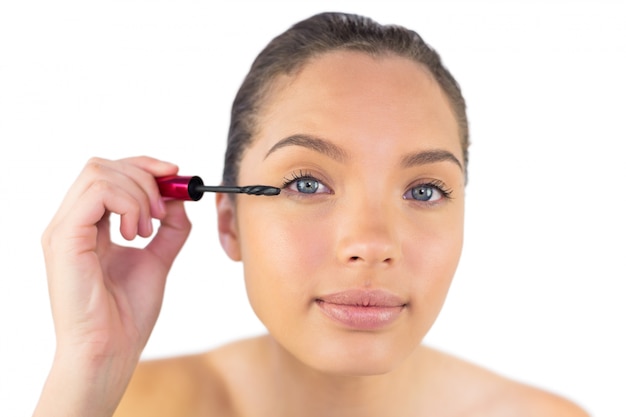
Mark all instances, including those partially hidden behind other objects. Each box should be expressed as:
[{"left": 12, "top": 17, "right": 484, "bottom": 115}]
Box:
[{"left": 157, "top": 176, "right": 281, "bottom": 201}]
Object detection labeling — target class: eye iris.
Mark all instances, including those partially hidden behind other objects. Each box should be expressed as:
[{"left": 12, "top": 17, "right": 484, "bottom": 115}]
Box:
[
  {"left": 411, "top": 186, "right": 433, "bottom": 201},
  {"left": 296, "top": 178, "right": 319, "bottom": 193}
]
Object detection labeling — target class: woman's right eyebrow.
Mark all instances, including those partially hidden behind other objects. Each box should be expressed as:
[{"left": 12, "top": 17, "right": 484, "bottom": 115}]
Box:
[{"left": 264, "top": 134, "right": 348, "bottom": 162}]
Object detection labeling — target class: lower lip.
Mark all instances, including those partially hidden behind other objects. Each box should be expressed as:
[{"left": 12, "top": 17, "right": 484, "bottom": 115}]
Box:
[{"left": 315, "top": 300, "right": 404, "bottom": 330}]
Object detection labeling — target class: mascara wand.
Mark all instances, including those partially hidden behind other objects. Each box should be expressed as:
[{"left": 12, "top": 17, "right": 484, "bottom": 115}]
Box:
[{"left": 157, "top": 175, "right": 281, "bottom": 201}]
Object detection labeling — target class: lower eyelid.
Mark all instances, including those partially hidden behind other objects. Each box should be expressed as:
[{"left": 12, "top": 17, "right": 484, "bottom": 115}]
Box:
[
  {"left": 282, "top": 177, "right": 331, "bottom": 195},
  {"left": 282, "top": 169, "right": 333, "bottom": 191},
  {"left": 403, "top": 182, "right": 452, "bottom": 203}
]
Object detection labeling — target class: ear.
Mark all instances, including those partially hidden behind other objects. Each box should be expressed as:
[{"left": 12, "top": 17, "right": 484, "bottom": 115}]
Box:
[{"left": 215, "top": 193, "right": 241, "bottom": 261}]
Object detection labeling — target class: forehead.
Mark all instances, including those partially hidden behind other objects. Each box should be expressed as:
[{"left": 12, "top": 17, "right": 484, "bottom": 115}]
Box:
[{"left": 250, "top": 50, "right": 462, "bottom": 163}]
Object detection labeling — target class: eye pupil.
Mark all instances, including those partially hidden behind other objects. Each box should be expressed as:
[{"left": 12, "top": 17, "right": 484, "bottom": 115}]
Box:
[
  {"left": 411, "top": 186, "right": 433, "bottom": 201},
  {"left": 296, "top": 178, "right": 319, "bottom": 193}
]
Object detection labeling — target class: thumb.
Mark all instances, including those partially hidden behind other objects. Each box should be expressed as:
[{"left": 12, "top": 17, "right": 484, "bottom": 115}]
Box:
[{"left": 146, "top": 200, "right": 192, "bottom": 269}]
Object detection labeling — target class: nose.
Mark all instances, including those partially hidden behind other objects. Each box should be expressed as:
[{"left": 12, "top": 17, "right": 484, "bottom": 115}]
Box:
[{"left": 334, "top": 198, "right": 401, "bottom": 267}]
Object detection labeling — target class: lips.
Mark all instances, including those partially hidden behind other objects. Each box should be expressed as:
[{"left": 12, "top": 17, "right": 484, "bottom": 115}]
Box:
[{"left": 315, "top": 289, "right": 406, "bottom": 330}]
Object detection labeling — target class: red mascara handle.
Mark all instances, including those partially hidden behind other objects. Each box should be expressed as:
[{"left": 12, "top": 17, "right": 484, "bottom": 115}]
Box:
[{"left": 156, "top": 175, "right": 204, "bottom": 201}]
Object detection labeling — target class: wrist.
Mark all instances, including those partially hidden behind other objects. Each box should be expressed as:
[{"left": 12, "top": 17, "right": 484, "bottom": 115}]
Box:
[{"left": 32, "top": 348, "right": 139, "bottom": 417}]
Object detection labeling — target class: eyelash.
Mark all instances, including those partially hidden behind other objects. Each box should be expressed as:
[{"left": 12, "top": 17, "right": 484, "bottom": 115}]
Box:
[
  {"left": 407, "top": 179, "right": 453, "bottom": 202},
  {"left": 282, "top": 170, "right": 331, "bottom": 194},
  {"left": 282, "top": 169, "right": 314, "bottom": 186},
  {"left": 281, "top": 170, "right": 452, "bottom": 202}
]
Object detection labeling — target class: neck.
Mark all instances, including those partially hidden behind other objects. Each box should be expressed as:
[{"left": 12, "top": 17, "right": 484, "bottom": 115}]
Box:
[{"left": 266, "top": 336, "right": 425, "bottom": 417}]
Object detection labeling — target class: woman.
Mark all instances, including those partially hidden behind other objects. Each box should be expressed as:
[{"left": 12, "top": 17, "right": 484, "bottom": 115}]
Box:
[{"left": 33, "top": 12, "right": 588, "bottom": 417}]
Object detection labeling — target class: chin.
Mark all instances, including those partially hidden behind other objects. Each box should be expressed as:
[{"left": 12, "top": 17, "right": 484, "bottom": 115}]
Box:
[
  {"left": 316, "top": 358, "right": 400, "bottom": 377},
  {"left": 319, "top": 345, "right": 412, "bottom": 377},
  {"left": 276, "top": 330, "right": 420, "bottom": 377}
]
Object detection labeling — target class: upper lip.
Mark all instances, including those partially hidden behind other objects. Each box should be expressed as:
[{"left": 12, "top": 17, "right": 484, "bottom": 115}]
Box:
[{"left": 316, "top": 289, "right": 407, "bottom": 308}]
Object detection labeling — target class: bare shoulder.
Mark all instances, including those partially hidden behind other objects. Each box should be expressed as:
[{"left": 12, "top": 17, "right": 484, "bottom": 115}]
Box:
[
  {"left": 418, "top": 346, "right": 590, "bottom": 417},
  {"left": 113, "top": 336, "right": 269, "bottom": 417},
  {"left": 113, "top": 350, "right": 232, "bottom": 417}
]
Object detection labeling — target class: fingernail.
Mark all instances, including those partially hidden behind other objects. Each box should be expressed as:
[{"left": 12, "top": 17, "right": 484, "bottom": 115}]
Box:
[
  {"left": 158, "top": 198, "right": 166, "bottom": 217},
  {"left": 147, "top": 218, "right": 154, "bottom": 235}
]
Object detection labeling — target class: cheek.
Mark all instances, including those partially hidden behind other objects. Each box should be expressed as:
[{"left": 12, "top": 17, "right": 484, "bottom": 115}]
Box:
[
  {"left": 238, "top": 205, "right": 333, "bottom": 321},
  {"left": 405, "top": 212, "right": 464, "bottom": 324},
  {"left": 243, "top": 212, "right": 330, "bottom": 277},
  {"left": 266, "top": 217, "right": 330, "bottom": 276}
]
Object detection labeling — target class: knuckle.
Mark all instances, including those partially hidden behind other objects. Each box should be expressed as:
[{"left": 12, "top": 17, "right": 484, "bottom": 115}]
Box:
[
  {"left": 182, "top": 216, "right": 192, "bottom": 232},
  {"left": 86, "top": 156, "right": 105, "bottom": 167},
  {"left": 84, "top": 157, "right": 110, "bottom": 176},
  {"left": 89, "top": 178, "right": 113, "bottom": 194},
  {"left": 41, "top": 222, "right": 62, "bottom": 255},
  {"left": 40, "top": 225, "right": 52, "bottom": 248}
]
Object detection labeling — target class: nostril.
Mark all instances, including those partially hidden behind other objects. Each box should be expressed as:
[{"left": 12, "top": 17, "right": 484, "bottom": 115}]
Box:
[{"left": 346, "top": 256, "right": 394, "bottom": 264}]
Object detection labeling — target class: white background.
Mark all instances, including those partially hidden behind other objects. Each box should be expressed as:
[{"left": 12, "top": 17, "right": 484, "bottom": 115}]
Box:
[{"left": 1, "top": 1, "right": 624, "bottom": 416}]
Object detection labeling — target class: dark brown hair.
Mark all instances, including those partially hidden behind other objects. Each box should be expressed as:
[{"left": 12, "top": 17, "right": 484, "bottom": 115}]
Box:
[{"left": 222, "top": 12, "right": 469, "bottom": 185}]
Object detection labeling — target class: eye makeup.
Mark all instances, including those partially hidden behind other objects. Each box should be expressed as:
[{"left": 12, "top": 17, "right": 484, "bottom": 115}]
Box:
[
  {"left": 157, "top": 175, "right": 281, "bottom": 201},
  {"left": 403, "top": 179, "right": 453, "bottom": 202},
  {"left": 280, "top": 168, "right": 452, "bottom": 206},
  {"left": 280, "top": 168, "right": 336, "bottom": 197}
]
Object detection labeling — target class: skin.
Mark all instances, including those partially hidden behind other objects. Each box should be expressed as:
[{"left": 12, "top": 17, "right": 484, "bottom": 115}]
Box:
[
  {"left": 34, "top": 157, "right": 191, "bottom": 417},
  {"left": 225, "top": 51, "right": 466, "bottom": 378},
  {"left": 33, "top": 51, "right": 589, "bottom": 417}
]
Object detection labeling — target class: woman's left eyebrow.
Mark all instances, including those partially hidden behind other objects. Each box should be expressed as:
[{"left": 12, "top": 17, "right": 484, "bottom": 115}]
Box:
[{"left": 401, "top": 149, "right": 463, "bottom": 171}]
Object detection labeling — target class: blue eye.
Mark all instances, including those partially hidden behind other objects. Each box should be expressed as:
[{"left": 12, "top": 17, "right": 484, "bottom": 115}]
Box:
[
  {"left": 403, "top": 182, "right": 450, "bottom": 202},
  {"left": 295, "top": 178, "right": 320, "bottom": 193},
  {"left": 282, "top": 172, "right": 331, "bottom": 195}
]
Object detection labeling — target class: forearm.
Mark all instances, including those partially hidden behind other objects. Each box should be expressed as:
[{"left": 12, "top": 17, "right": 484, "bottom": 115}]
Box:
[{"left": 32, "top": 350, "right": 138, "bottom": 417}]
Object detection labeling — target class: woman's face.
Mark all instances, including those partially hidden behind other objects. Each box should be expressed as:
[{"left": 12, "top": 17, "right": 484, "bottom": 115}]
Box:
[{"left": 217, "top": 51, "right": 465, "bottom": 375}]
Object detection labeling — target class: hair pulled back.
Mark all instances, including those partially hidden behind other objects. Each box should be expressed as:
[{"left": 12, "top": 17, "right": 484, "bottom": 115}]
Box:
[{"left": 223, "top": 12, "right": 469, "bottom": 185}]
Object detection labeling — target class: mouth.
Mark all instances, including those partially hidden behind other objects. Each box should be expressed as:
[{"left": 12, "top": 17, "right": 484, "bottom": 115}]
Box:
[{"left": 315, "top": 289, "right": 407, "bottom": 331}]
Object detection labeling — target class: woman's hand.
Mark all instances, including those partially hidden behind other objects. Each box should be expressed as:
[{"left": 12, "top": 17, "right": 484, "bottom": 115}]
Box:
[{"left": 34, "top": 156, "right": 192, "bottom": 417}]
